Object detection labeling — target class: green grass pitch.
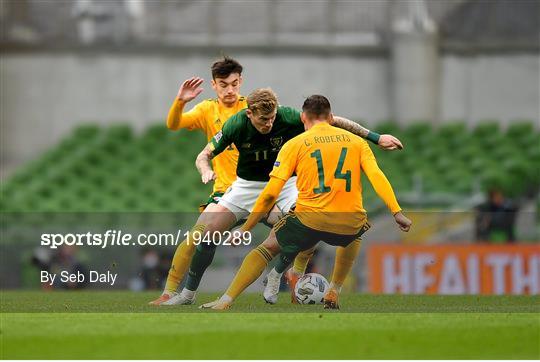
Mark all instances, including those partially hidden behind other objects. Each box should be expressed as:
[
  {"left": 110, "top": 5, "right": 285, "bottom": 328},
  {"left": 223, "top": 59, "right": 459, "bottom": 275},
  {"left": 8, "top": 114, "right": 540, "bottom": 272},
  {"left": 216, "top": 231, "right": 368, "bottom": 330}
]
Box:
[{"left": 1, "top": 291, "right": 539, "bottom": 359}]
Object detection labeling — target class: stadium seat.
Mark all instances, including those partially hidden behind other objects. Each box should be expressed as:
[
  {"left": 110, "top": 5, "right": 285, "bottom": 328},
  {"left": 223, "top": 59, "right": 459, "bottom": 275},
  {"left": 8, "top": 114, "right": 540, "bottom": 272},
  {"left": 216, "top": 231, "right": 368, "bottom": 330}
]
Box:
[
  {"left": 374, "top": 121, "right": 402, "bottom": 137},
  {"left": 506, "top": 121, "right": 534, "bottom": 139},
  {"left": 438, "top": 122, "right": 467, "bottom": 140},
  {"left": 473, "top": 121, "right": 500, "bottom": 137},
  {"left": 2, "top": 120, "right": 538, "bottom": 213}
]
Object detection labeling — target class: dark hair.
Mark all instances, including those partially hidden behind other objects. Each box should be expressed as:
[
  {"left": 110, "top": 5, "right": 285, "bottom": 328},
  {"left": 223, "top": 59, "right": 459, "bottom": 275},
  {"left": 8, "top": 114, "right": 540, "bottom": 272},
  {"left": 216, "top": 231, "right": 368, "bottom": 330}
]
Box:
[
  {"left": 211, "top": 56, "right": 243, "bottom": 79},
  {"left": 302, "top": 95, "right": 331, "bottom": 119}
]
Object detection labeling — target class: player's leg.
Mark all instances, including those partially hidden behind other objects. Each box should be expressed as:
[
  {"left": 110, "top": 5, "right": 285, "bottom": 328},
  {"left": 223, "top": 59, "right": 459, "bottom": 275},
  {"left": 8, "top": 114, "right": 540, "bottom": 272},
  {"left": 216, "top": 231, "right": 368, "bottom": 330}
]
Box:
[
  {"left": 148, "top": 226, "right": 202, "bottom": 305},
  {"left": 262, "top": 212, "right": 319, "bottom": 304},
  {"left": 268, "top": 177, "right": 306, "bottom": 302},
  {"left": 162, "top": 203, "right": 237, "bottom": 305},
  {"left": 199, "top": 177, "right": 294, "bottom": 308},
  {"left": 200, "top": 230, "right": 281, "bottom": 310},
  {"left": 285, "top": 246, "right": 316, "bottom": 303},
  {"left": 291, "top": 247, "right": 316, "bottom": 275},
  {"left": 183, "top": 243, "right": 217, "bottom": 293},
  {"left": 263, "top": 248, "right": 300, "bottom": 304},
  {"left": 148, "top": 193, "right": 221, "bottom": 305},
  {"left": 149, "top": 202, "right": 235, "bottom": 305},
  {"left": 323, "top": 237, "right": 362, "bottom": 309},
  {"left": 169, "top": 242, "right": 218, "bottom": 304},
  {"left": 165, "top": 179, "right": 258, "bottom": 305},
  {"left": 329, "top": 237, "right": 362, "bottom": 293}
]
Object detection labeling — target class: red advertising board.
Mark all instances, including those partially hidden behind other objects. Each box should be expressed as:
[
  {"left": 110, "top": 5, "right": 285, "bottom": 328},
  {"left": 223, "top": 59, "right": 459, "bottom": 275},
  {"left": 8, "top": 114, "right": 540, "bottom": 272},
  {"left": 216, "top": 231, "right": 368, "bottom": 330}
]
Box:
[{"left": 368, "top": 244, "right": 540, "bottom": 295}]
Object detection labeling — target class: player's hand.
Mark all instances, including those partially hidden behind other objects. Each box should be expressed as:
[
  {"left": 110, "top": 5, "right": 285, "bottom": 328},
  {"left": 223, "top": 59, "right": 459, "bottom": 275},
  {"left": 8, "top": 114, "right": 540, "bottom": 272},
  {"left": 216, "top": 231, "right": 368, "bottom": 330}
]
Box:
[
  {"left": 378, "top": 134, "right": 403, "bottom": 151},
  {"left": 177, "top": 77, "right": 204, "bottom": 103},
  {"left": 394, "top": 212, "right": 412, "bottom": 232},
  {"left": 201, "top": 170, "right": 216, "bottom": 184}
]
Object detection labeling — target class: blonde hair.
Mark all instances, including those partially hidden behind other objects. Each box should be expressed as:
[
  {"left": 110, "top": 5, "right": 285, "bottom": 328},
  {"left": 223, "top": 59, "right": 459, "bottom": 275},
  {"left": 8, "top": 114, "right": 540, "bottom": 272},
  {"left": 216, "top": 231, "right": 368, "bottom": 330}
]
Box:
[{"left": 247, "top": 88, "right": 278, "bottom": 115}]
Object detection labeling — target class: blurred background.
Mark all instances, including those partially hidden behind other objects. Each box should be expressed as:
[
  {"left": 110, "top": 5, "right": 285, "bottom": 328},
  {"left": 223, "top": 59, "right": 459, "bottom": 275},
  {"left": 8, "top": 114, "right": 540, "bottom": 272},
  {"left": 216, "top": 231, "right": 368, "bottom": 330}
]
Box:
[{"left": 1, "top": 0, "right": 539, "bottom": 294}]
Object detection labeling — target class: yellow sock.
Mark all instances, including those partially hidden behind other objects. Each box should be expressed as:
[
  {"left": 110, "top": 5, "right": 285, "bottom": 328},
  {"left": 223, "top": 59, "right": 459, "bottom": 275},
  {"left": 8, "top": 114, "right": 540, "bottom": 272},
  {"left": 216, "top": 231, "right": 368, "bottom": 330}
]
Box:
[
  {"left": 225, "top": 245, "right": 275, "bottom": 300},
  {"left": 292, "top": 246, "right": 316, "bottom": 275},
  {"left": 330, "top": 238, "right": 362, "bottom": 290},
  {"left": 164, "top": 224, "right": 205, "bottom": 294}
]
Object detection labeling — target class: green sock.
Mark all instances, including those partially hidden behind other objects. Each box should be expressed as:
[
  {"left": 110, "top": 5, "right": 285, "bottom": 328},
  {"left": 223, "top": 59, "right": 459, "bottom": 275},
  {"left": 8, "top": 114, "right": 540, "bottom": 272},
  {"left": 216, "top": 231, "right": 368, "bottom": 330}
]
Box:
[
  {"left": 275, "top": 251, "right": 298, "bottom": 274},
  {"left": 184, "top": 244, "right": 217, "bottom": 291}
]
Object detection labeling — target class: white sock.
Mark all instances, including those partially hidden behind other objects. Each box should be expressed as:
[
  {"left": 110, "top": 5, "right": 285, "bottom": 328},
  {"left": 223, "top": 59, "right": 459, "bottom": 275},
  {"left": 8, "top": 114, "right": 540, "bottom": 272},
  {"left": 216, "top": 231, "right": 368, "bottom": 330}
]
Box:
[
  {"left": 268, "top": 268, "right": 283, "bottom": 279},
  {"left": 219, "top": 294, "right": 233, "bottom": 304},
  {"left": 180, "top": 288, "right": 196, "bottom": 300},
  {"left": 329, "top": 282, "right": 342, "bottom": 293}
]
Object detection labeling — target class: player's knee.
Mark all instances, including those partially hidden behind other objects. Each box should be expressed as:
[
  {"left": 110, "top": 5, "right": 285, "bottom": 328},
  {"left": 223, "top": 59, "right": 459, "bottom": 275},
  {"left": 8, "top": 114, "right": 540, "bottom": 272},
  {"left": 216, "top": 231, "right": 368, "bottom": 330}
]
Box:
[
  {"left": 265, "top": 213, "right": 280, "bottom": 225},
  {"left": 198, "top": 204, "right": 236, "bottom": 231},
  {"left": 265, "top": 205, "right": 285, "bottom": 225},
  {"left": 262, "top": 234, "right": 281, "bottom": 256}
]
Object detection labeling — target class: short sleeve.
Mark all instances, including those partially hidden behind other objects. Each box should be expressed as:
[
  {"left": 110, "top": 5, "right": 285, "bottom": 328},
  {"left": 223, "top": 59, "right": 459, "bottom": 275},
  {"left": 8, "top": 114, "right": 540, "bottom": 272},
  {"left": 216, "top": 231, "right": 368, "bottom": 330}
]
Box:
[{"left": 270, "top": 139, "right": 299, "bottom": 181}]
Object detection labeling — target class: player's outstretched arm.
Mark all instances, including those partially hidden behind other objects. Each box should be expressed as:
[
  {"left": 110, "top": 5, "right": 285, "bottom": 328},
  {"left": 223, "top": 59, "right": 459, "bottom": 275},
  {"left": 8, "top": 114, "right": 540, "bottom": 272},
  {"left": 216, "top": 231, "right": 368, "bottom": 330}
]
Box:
[
  {"left": 361, "top": 146, "right": 411, "bottom": 232},
  {"left": 166, "top": 77, "right": 204, "bottom": 130},
  {"left": 365, "top": 164, "right": 412, "bottom": 232},
  {"left": 195, "top": 144, "right": 217, "bottom": 184},
  {"left": 241, "top": 177, "right": 286, "bottom": 232},
  {"left": 330, "top": 116, "right": 403, "bottom": 150}
]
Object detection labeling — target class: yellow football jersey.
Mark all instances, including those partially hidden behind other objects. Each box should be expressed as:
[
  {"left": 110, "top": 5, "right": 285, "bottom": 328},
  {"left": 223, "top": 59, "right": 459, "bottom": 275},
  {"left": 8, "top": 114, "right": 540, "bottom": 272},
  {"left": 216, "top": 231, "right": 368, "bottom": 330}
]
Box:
[
  {"left": 270, "top": 122, "right": 400, "bottom": 235},
  {"left": 168, "top": 97, "right": 247, "bottom": 193}
]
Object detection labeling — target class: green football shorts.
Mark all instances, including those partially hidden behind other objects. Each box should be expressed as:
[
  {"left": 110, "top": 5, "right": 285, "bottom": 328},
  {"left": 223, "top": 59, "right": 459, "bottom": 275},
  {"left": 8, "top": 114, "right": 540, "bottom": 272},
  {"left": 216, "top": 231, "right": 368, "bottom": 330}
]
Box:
[
  {"left": 274, "top": 212, "right": 370, "bottom": 255},
  {"left": 198, "top": 191, "right": 224, "bottom": 213}
]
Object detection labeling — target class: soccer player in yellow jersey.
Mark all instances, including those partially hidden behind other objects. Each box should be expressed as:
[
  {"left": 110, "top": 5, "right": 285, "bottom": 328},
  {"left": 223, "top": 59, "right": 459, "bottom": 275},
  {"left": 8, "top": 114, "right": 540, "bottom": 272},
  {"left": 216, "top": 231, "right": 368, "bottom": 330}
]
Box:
[
  {"left": 149, "top": 57, "right": 247, "bottom": 305},
  {"left": 150, "top": 56, "right": 403, "bottom": 306},
  {"left": 201, "top": 95, "right": 412, "bottom": 310},
  {"left": 166, "top": 57, "right": 246, "bottom": 203}
]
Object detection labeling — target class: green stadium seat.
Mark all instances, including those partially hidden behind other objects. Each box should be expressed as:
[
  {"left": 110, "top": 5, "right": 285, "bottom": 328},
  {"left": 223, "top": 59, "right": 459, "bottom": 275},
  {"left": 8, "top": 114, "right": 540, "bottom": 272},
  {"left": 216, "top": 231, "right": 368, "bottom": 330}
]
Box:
[
  {"left": 529, "top": 143, "right": 540, "bottom": 163},
  {"left": 72, "top": 124, "right": 101, "bottom": 140},
  {"left": 403, "top": 122, "right": 433, "bottom": 148},
  {"left": 433, "top": 157, "right": 454, "bottom": 172},
  {"left": 105, "top": 124, "right": 133, "bottom": 140},
  {"left": 454, "top": 144, "right": 482, "bottom": 160},
  {"left": 422, "top": 174, "right": 448, "bottom": 193},
  {"left": 374, "top": 121, "right": 402, "bottom": 137},
  {"left": 438, "top": 122, "right": 466, "bottom": 138},
  {"left": 480, "top": 169, "right": 514, "bottom": 193},
  {"left": 405, "top": 121, "right": 432, "bottom": 135},
  {"left": 473, "top": 121, "right": 500, "bottom": 137},
  {"left": 506, "top": 121, "right": 534, "bottom": 139},
  {"left": 3, "top": 119, "right": 535, "bottom": 214},
  {"left": 144, "top": 124, "right": 169, "bottom": 140},
  {"left": 502, "top": 158, "right": 535, "bottom": 181}
]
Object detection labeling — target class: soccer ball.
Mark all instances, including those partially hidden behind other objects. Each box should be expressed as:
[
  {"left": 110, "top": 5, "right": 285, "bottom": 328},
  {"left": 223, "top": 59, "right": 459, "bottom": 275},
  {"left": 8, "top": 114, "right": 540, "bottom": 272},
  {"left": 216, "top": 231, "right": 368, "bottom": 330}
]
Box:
[{"left": 294, "top": 273, "right": 329, "bottom": 304}]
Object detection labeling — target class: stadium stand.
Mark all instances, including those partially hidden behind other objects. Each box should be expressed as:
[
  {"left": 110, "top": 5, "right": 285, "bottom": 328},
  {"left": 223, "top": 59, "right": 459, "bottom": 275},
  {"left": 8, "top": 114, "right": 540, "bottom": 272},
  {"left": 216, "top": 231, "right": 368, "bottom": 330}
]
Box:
[{"left": 1, "top": 121, "right": 538, "bottom": 213}]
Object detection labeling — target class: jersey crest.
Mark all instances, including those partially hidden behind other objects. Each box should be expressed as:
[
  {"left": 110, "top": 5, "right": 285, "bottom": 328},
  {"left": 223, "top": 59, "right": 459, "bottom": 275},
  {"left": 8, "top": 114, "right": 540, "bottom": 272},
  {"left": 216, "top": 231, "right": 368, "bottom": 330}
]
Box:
[{"left": 270, "top": 136, "right": 284, "bottom": 149}]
